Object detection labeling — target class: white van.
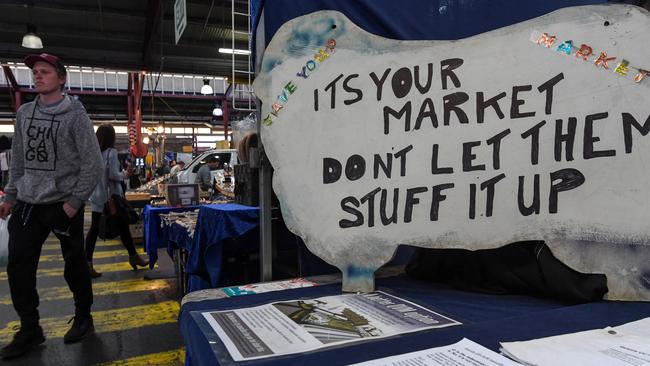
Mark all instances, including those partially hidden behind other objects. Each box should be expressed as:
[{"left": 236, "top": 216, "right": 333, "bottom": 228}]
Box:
[{"left": 176, "top": 149, "right": 238, "bottom": 184}]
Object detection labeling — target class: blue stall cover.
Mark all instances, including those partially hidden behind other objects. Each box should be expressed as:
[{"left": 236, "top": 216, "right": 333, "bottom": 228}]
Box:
[
  {"left": 143, "top": 204, "right": 200, "bottom": 268},
  {"left": 188, "top": 204, "right": 260, "bottom": 291},
  {"left": 251, "top": 0, "right": 618, "bottom": 61}
]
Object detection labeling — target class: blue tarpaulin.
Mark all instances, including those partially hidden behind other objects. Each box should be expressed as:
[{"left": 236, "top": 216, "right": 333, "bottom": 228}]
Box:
[
  {"left": 251, "top": 0, "right": 610, "bottom": 61},
  {"left": 188, "top": 204, "right": 260, "bottom": 291}
]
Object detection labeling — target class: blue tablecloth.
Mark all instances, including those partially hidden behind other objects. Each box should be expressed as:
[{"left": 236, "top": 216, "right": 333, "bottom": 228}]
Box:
[
  {"left": 165, "top": 221, "right": 195, "bottom": 258},
  {"left": 185, "top": 204, "right": 260, "bottom": 292},
  {"left": 142, "top": 204, "right": 200, "bottom": 268},
  {"left": 179, "top": 275, "right": 650, "bottom": 366}
]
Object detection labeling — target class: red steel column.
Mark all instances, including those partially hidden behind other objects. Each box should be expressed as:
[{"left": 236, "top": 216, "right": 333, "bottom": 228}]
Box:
[
  {"left": 14, "top": 91, "right": 22, "bottom": 111},
  {"left": 129, "top": 72, "right": 147, "bottom": 158},
  {"left": 3, "top": 66, "right": 22, "bottom": 111}
]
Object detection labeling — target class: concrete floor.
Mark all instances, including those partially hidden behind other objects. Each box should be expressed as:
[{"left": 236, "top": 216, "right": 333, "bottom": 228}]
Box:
[{"left": 0, "top": 211, "right": 184, "bottom": 365}]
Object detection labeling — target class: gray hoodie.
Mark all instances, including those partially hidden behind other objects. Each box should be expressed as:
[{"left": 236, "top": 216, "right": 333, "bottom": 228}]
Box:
[{"left": 4, "top": 95, "right": 103, "bottom": 209}]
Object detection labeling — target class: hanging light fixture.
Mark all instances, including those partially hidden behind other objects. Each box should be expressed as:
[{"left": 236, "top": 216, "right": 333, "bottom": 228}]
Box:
[
  {"left": 200, "top": 79, "right": 213, "bottom": 95},
  {"left": 212, "top": 103, "right": 223, "bottom": 117},
  {"left": 142, "top": 136, "right": 150, "bottom": 145},
  {"left": 21, "top": 24, "right": 43, "bottom": 49},
  {"left": 218, "top": 48, "right": 251, "bottom": 55}
]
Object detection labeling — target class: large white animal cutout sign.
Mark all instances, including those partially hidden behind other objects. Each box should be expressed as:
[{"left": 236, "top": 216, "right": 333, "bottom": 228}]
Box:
[{"left": 253, "top": 5, "right": 650, "bottom": 299}]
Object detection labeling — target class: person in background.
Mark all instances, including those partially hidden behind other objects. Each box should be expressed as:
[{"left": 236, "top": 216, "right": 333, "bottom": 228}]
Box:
[
  {"left": 127, "top": 160, "right": 141, "bottom": 189},
  {"left": 119, "top": 159, "right": 128, "bottom": 193},
  {"left": 155, "top": 160, "right": 170, "bottom": 177},
  {"left": 0, "top": 53, "right": 103, "bottom": 359},
  {"left": 86, "top": 124, "right": 149, "bottom": 278},
  {"left": 121, "top": 159, "right": 130, "bottom": 192},
  {"left": 145, "top": 167, "right": 153, "bottom": 181},
  {"left": 195, "top": 156, "right": 220, "bottom": 191},
  {"left": 170, "top": 161, "right": 184, "bottom": 175}
]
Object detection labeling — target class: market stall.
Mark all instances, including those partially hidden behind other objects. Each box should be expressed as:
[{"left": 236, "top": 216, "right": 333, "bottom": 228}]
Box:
[
  {"left": 142, "top": 196, "right": 260, "bottom": 293},
  {"left": 182, "top": 203, "right": 260, "bottom": 292},
  {"left": 143, "top": 204, "right": 200, "bottom": 267},
  {"left": 138, "top": 157, "right": 259, "bottom": 294}
]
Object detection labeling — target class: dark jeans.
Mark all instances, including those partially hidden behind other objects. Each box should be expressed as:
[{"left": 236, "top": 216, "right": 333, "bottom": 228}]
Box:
[
  {"left": 7, "top": 201, "right": 92, "bottom": 329},
  {"left": 85, "top": 211, "right": 136, "bottom": 262}
]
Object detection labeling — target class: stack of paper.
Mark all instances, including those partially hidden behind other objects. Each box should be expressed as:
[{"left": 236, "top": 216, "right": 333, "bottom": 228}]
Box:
[
  {"left": 350, "top": 338, "right": 523, "bottom": 366},
  {"left": 500, "top": 317, "right": 650, "bottom": 366}
]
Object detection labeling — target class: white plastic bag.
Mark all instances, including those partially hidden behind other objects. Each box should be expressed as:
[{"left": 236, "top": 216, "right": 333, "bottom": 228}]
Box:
[
  {"left": 231, "top": 113, "right": 258, "bottom": 148},
  {"left": 0, "top": 216, "right": 8, "bottom": 267}
]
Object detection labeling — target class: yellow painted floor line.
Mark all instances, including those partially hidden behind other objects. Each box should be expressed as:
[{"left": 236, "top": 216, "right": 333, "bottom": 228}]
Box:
[
  {"left": 43, "top": 239, "right": 124, "bottom": 251},
  {"left": 0, "top": 301, "right": 180, "bottom": 344},
  {"left": 0, "top": 261, "right": 156, "bottom": 281},
  {"left": 40, "top": 247, "right": 145, "bottom": 262},
  {"left": 0, "top": 278, "right": 173, "bottom": 305},
  {"left": 43, "top": 239, "right": 122, "bottom": 249},
  {"left": 93, "top": 348, "right": 185, "bottom": 366}
]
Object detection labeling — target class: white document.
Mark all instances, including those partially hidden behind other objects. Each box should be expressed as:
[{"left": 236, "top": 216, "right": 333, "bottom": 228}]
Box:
[
  {"left": 221, "top": 278, "right": 319, "bottom": 297},
  {"left": 614, "top": 317, "right": 650, "bottom": 338},
  {"left": 500, "top": 317, "right": 650, "bottom": 366},
  {"left": 350, "top": 338, "right": 522, "bottom": 366},
  {"left": 202, "top": 291, "right": 460, "bottom": 361}
]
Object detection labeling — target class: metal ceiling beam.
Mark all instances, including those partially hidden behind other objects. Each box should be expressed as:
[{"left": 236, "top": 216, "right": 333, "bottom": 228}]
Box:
[
  {"left": 88, "top": 114, "right": 217, "bottom": 123},
  {"left": 0, "top": 44, "right": 140, "bottom": 69},
  {"left": 0, "top": 23, "right": 248, "bottom": 54},
  {"left": 169, "top": 0, "right": 250, "bottom": 26},
  {"left": 6, "top": 87, "right": 233, "bottom": 101},
  {"left": 0, "top": 23, "right": 142, "bottom": 43},
  {"left": 0, "top": 43, "right": 249, "bottom": 74},
  {"left": 0, "top": 0, "right": 146, "bottom": 20},
  {"left": 97, "top": 0, "right": 104, "bottom": 33},
  {"left": 161, "top": 18, "right": 250, "bottom": 38},
  {"left": 0, "top": 1, "right": 243, "bottom": 29},
  {"left": 142, "top": 0, "right": 162, "bottom": 63},
  {"left": 0, "top": 20, "right": 247, "bottom": 47},
  {"left": 198, "top": 0, "right": 216, "bottom": 41}
]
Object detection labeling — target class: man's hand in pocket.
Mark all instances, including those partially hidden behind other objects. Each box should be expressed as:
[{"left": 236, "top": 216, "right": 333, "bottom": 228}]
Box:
[
  {"left": 0, "top": 202, "right": 13, "bottom": 220},
  {"left": 62, "top": 203, "right": 78, "bottom": 218}
]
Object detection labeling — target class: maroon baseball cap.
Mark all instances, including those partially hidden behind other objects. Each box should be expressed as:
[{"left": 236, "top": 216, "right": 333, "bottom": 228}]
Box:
[{"left": 24, "top": 53, "right": 67, "bottom": 76}]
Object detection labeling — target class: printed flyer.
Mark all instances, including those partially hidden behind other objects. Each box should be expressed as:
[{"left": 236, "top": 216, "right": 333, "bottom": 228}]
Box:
[
  {"left": 221, "top": 278, "right": 319, "bottom": 297},
  {"left": 202, "top": 291, "right": 460, "bottom": 361},
  {"left": 352, "top": 338, "right": 522, "bottom": 366}
]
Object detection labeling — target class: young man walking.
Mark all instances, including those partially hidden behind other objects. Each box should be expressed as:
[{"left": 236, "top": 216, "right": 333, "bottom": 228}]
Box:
[{"left": 0, "top": 53, "right": 103, "bottom": 359}]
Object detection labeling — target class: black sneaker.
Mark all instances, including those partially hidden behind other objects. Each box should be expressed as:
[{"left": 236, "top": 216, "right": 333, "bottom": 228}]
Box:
[
  {"left": 63, "top": 315, "right": 94, "bottom": 344},
  {"left": 1, "top": 325, "right": 45, "bottom": 359}
]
